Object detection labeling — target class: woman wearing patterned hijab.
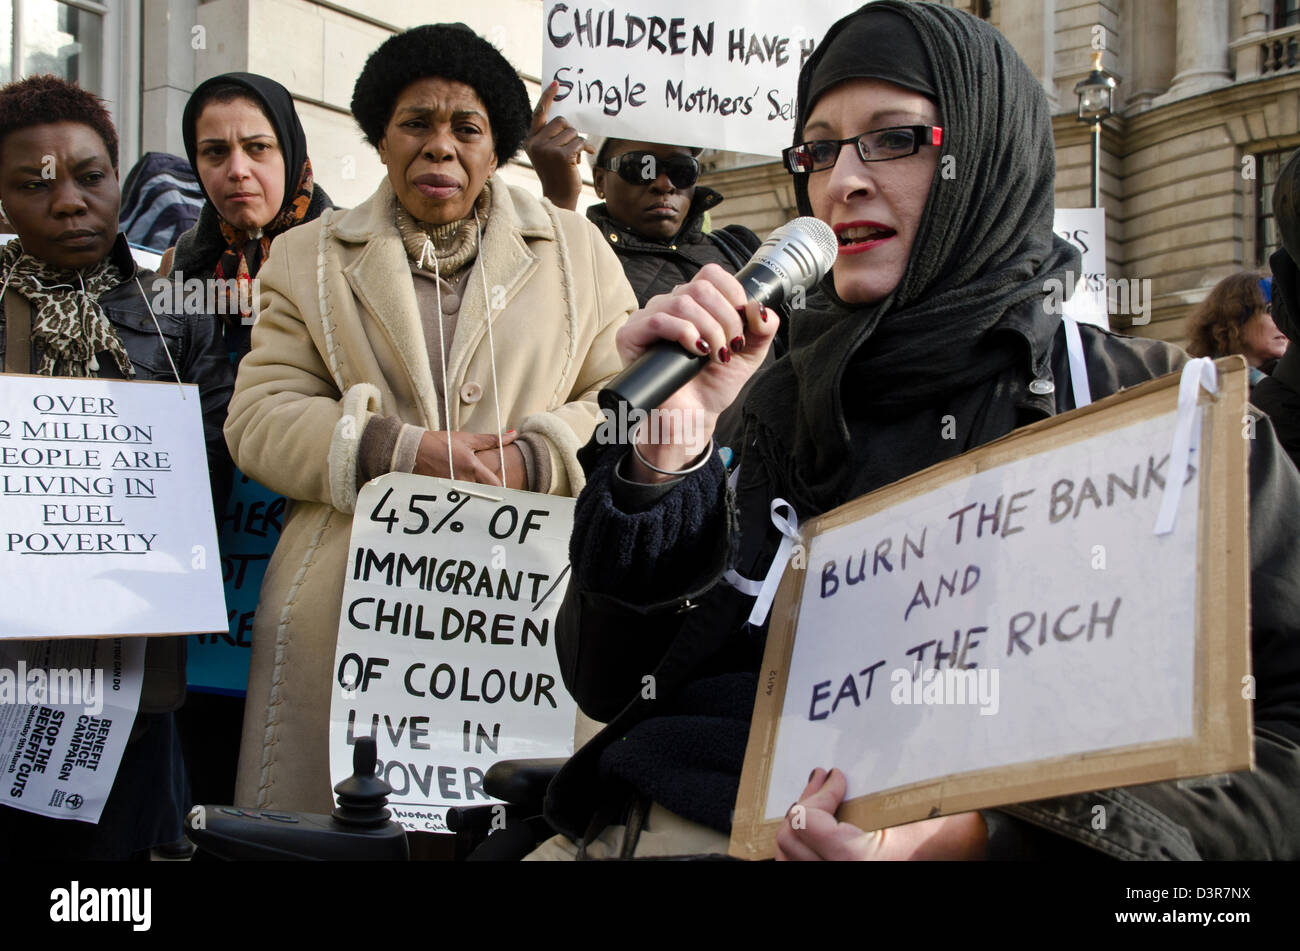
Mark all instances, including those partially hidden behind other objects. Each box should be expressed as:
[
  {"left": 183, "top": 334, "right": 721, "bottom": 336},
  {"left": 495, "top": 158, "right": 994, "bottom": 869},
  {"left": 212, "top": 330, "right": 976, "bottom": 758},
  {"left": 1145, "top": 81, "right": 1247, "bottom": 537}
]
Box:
[
  {"left": 0, "top": 74, "right": 232, "bottom": 859},
  {"left": 540, "top": 1, "right": 1300, "bottom": 861},
  {"left": 162, "top": 72, "right": 333, "bottom": 357}
]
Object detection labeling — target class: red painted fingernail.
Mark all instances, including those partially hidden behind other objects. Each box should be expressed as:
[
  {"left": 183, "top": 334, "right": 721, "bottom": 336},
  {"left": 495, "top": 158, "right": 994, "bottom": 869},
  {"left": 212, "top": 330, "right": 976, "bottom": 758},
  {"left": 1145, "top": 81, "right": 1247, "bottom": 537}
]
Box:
[
  {"left": 719, "top": 347, "right": 731, "bottom": 364},
  {"left": 730, "top": 336, "right": 745, "bottom": 353},
  {"left": 696, "top": 338, "right": 711, "bottom": 355},
  {"left": 763, "top": 307, "right": 773, "bottom": 322}
]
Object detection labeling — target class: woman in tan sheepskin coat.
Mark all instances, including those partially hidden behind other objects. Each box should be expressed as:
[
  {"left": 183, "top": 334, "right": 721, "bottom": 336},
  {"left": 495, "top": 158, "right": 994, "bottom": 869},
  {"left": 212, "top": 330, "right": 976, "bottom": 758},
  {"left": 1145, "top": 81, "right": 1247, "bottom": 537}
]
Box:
[{"left": 224, "top": 25, "right": 635, "bottom": 813}]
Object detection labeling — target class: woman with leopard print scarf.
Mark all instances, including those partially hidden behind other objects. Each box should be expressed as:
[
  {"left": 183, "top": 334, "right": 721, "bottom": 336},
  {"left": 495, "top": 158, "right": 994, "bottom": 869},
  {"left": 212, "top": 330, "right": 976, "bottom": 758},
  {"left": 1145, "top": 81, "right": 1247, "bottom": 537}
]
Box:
[{"left": 0, "top": 74, "right": 233, "bottom": 860}]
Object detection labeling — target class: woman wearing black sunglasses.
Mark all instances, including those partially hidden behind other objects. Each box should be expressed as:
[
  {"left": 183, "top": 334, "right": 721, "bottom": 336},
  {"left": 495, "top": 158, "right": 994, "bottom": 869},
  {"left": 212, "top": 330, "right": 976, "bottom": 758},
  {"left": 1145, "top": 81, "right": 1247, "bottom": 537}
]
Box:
[{"left": 530, "top": 0, "right": 1300, "bottom": 862}]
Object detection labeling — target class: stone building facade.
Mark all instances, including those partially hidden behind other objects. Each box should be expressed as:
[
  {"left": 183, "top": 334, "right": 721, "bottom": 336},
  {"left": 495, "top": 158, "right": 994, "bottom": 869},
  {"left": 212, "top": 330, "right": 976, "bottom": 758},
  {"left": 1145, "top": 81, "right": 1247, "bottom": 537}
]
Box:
[{"left": 703, "top": 0, "right": 1300, "bottom": 347}]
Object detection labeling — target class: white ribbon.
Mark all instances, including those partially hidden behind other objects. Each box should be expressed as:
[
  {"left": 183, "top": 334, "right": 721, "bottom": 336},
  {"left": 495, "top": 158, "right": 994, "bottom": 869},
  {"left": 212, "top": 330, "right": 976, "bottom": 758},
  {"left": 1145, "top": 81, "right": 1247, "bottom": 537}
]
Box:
[
  {"left": 724, "top": 497, "right": 801, "bottom": 627},
  {"left": 1154, "top": 357, "right": 1218, "bottom": 536},
  {"left": 1063, "top": 315, "right": 1092, "bottom": 409}
]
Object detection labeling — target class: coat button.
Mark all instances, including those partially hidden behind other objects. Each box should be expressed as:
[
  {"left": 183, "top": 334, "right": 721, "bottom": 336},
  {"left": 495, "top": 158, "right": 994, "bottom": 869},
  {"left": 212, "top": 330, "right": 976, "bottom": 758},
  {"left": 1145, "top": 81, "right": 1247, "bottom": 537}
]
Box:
[
  {"left": 460, "top": 381, "right": 483, "bottom": 403},
  {"left": 609, "top": 233, "right": 619, "bottom": 243},
  {"left": 441, "top": 292, "right": 460, "bottom": 314},
  {"left": 1028, "top": 379, "right": 1055, "bottom": 395}
]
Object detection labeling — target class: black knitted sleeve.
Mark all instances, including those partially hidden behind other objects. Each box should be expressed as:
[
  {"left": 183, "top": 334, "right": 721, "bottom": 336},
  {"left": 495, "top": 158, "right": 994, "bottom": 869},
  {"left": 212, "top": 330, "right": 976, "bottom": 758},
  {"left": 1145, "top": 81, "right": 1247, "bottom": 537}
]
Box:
[{"left": 570, "top": 445, "right": 730, "bottom": 605}]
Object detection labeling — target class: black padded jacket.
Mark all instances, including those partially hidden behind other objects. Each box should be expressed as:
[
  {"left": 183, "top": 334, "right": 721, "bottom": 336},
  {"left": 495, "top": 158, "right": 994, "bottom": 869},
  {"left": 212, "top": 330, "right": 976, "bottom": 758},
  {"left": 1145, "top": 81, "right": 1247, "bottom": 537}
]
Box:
[{"left": 585, "top": 187, "right": 760, "bottom": 308}]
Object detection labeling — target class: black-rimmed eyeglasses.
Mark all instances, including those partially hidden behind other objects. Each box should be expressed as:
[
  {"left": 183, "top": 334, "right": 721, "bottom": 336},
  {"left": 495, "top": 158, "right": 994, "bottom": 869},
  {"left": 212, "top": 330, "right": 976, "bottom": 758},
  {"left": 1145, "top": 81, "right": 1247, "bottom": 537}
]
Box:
[
  {"left": 599, "top": 151, "right": 701, "bottom": 189},
  {"left": 782, "top": 125, "right": 944, "bottom": 175}
]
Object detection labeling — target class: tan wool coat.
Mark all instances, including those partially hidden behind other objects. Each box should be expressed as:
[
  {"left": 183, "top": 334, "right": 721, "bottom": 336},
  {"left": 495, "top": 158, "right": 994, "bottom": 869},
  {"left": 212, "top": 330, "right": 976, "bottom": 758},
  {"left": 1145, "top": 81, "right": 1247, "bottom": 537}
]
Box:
[{"left": 225, "top": 176, "right": 636, "bottom": 812}]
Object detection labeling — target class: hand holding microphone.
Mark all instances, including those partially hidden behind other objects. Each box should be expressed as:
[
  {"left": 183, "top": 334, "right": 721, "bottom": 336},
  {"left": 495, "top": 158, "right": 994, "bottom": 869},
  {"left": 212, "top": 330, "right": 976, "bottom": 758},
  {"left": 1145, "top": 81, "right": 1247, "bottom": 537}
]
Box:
[{"left": 605, "top": 217, "right": 837, "bottom": 481}]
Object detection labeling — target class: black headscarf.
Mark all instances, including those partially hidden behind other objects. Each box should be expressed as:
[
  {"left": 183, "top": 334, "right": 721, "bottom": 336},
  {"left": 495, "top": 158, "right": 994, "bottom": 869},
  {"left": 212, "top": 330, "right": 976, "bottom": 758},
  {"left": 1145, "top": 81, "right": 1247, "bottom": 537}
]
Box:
[
  {"left": 743, "top": 1, "right": 1081, "bottom": 514},
  {"left": 173, "top": 73, "right": 332, "bottom": 354},
  {"left": 182, "top": 72, "right": 308, "bottom": 221}
]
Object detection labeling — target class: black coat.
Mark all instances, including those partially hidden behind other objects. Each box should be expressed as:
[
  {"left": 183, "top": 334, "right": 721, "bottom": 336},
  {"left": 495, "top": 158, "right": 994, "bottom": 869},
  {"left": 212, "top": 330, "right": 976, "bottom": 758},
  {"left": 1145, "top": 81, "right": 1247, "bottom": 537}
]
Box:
[
  {"left": 548, "top": 313, "right": 1300, "bottom": 859},
  {"left": 1252, "top": 356, "right": 1300, "bottom": 472},
  {"left": 165, "top": 185, "right": 334, "bottom": 360},
  {"left": 585, "top": 187, "right": 759, "bottom": 308}
]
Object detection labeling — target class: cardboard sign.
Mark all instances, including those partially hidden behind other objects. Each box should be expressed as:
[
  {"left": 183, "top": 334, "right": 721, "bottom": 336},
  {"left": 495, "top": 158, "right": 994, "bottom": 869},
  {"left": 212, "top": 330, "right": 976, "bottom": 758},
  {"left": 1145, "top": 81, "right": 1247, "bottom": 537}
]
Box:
[
  {"left": 541, "top": 0, "right": 849, "bottom": 156},
  {"left": 1055, "top": 208, "right": 1110, "bottom": 329},
  {"left": 329, "top": 474, "right": 578, "bottom": 833},
  {"left": 186, "top": 470, "right": 285, "bottom": 695},
  {"left": 0, "top": 637, "right": 145, "bottom": 823},
  {"left": 730, "top": 359, "right": 1251, "bottom": 859},
  {"left": 0, "top": 375, "right": 226, "bottom": 638}
]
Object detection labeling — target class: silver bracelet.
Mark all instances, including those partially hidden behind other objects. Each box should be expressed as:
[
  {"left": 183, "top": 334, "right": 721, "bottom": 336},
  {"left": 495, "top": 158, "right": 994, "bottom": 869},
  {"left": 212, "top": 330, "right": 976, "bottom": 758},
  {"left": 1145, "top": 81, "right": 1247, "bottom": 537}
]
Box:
[{"left": 629, "top": 431, "right": 716, "bottom": 477}]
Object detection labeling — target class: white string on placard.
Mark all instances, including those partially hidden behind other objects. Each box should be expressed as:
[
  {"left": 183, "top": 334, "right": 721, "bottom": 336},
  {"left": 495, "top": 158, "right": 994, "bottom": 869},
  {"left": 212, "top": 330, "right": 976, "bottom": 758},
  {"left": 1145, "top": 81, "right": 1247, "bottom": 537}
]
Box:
[
  {"left": 474, "top": 208, "right": 508, "bottom": 481},
  {"left": 420, "top": 239, "right": 457, "bottom": 480},
  {"left": 1154, "top": 357, "right": 1218, "bottom": 536}
]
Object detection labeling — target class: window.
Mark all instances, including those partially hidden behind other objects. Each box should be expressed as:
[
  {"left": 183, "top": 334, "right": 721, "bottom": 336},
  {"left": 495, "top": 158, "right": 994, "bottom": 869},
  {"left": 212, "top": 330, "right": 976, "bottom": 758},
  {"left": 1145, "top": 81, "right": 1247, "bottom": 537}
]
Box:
[
  {"left": 1, "top": 2, "right": 11, "bottom": 82},
  {"left": 19, "top": 0, "right": 103, "bottom": 92},
  {"left": 4, "top": 0, "right": 104, "bottom": 90},
  {"left": 1257, "top": 150, "right": 1289, "bottom": 268},
  {"left": 1276, "top": 1, "right": 1300, "bottom": 29}
]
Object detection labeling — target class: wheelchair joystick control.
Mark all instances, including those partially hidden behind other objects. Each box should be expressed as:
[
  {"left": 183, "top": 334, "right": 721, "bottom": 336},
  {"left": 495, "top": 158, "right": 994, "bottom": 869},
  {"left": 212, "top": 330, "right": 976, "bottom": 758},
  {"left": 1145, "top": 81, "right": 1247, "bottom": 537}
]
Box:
[
  {"left": 186, "top": 735, "right": 409, "bottom": 860},
  {"left": 332, "top": 737, "right": 393, "bottom": 828}
]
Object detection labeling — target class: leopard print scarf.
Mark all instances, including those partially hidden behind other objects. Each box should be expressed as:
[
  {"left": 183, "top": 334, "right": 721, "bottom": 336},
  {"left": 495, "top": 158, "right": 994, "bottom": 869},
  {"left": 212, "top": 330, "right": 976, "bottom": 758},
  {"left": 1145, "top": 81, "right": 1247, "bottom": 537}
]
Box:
[{"left": 0, "top": 239, "right": 134, "bottom": 378}]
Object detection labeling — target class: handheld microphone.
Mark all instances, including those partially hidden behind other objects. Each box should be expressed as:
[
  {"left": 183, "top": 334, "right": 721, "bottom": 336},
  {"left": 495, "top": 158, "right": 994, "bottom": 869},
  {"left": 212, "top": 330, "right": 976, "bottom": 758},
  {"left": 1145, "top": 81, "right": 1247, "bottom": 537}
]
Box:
[{"left": 598, "top": 216, "right": 839, "bottom": 415}]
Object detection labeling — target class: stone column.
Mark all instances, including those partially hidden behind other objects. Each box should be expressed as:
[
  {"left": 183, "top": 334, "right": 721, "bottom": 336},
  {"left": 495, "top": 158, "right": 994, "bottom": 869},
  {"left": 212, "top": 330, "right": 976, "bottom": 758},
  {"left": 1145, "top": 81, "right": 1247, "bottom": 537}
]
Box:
[
  {"left": 140, "top": 0, "right": 202, "bottom": 157},
  {"left": 1167, "top": 0, "right": 1232, "bottom": 96},
  {"left": 1127, "top": 0, "right": 1177, "bottom": 111}
]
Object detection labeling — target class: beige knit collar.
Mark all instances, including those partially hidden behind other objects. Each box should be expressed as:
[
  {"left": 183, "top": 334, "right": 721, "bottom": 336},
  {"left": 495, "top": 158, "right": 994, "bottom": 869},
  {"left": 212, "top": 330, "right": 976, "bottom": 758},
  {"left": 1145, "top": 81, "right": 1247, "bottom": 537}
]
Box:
[{"left": 394, "top": 186, "right": 492, "bottom": 280}]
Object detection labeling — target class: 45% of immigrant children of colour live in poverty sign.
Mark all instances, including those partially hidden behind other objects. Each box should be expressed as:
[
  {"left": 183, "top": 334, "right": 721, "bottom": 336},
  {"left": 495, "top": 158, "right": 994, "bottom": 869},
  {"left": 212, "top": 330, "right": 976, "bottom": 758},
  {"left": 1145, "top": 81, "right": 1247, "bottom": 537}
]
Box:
[
  {"left": 730, "top": 358, "right": 1254, "bottom": 859},
  {"left": 330, "top": 474, "right": 578, "bottom": 833},
  {"left": 0, "top": 374, "right": 226, "bottom": 822}
]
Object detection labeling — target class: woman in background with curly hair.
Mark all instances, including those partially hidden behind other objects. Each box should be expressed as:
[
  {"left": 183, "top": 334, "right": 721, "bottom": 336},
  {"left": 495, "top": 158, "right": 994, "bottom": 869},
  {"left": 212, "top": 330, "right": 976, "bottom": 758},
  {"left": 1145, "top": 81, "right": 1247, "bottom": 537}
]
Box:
[{"left": 1185, "top": 271, "right": 1289, "bottom": 384}]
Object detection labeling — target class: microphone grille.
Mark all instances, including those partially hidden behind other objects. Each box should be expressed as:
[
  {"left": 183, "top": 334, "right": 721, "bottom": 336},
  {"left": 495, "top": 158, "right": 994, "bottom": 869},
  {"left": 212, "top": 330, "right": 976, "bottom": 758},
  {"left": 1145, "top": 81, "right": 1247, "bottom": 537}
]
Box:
[
  {"left": 790, "top": 216, "right": 839, "bottom": 268},
  {"left": 761, "top": 216, "right": 837, "bottom": 289}
]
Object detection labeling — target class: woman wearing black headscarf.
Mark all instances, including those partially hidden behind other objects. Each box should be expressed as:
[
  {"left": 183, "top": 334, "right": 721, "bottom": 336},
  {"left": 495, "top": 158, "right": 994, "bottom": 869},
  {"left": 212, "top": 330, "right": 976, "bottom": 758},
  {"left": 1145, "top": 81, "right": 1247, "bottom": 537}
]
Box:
[
  {"left": 538, "top": 1, "right": 1300, "bottom": 860},
  {"left": 165, "top": 74, "right": 331, "bottom": 816},
  {"left": 162, "top": 72, "right": 333, "bottom": 357}
]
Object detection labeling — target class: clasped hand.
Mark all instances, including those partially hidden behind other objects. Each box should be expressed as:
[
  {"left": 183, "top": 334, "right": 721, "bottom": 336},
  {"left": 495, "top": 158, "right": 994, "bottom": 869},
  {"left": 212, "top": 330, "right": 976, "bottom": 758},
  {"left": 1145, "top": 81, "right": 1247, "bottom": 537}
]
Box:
[{"left": 414, "top": 430, "right": 525, "bottom": 489}]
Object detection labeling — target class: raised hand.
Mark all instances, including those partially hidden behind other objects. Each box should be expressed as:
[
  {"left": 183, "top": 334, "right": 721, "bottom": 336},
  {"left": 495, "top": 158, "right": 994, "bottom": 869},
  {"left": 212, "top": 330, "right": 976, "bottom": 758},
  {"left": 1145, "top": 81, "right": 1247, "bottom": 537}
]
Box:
[
  {"left": 523, "top": 80, "right": 593, "bottom": 211},
  {"left": 616, "top": 263, "right": 778, "bottom": 482}
]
